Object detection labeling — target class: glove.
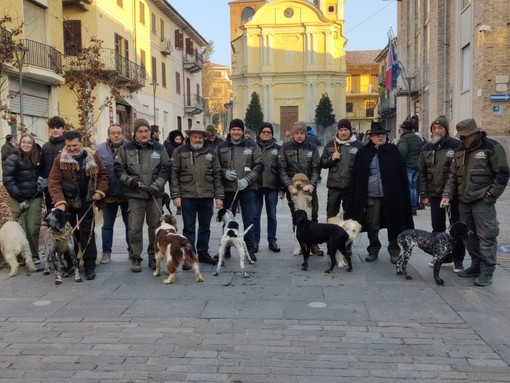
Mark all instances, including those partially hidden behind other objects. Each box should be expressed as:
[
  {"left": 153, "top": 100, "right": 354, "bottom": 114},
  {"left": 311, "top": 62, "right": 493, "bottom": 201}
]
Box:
[
  {"left": 237, "top": 178, "right": 249, "bottom": 191},
  {"left": 147, "top": 187, "right": 159, "bottom": 197},
  {"left": 303, "top": 184, "right": 315, "bottom": 193},
  {"left": 129, "top": 177, "right": 140, "bottom": 188},
  {"left": 225, "top": 170, "right": 237, "bottom": 181},
  {"left": 36, "top": 177, "right": 48, "bottom": 192},
  {"left": 19, "top": 200, "right": 30, "bottom": 213}
]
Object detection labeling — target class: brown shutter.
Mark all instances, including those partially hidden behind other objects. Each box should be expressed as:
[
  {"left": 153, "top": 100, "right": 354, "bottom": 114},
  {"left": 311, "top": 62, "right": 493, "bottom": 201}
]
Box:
[{"left": 63, "top": 20, "right": 82, "bottom": 55}]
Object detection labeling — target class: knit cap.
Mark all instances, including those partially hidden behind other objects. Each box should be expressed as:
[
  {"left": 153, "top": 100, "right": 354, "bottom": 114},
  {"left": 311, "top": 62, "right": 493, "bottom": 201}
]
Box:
[
  {"left": 337, "top": 118, "right": 352, "bottom": 132},
  {"left": 229, "top": 118, "right": 245, "bottom": 131},
  {"left": 430, "top": 115, "right": 449, "bottom": 134},
  {"left": 133, "top": 118, "right": 150, "bottom": 134},
  {"left": 293, "top": 121, "right": 307, "bottom": 133}
]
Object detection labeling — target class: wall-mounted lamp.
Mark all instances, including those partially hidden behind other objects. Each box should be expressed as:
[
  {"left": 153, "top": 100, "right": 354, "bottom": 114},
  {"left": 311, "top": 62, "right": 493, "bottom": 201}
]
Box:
[{"left": 478, "top": 25, "right": 491, "bottom": 32}]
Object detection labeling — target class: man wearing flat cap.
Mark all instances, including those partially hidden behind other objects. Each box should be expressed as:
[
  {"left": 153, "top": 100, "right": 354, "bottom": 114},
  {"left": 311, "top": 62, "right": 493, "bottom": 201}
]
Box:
[
  {"left": 278, "top": 120, "right": 323, "bottom": 256},
  {"left": 441, "top": 118, "right": 509, "bottom": 286},
  {"left": 171, "top": 125, "right": 224, "bottom": 265},
  {"left": 345, "top": 121, "right": 414, "bottom": 264},
  {"left": 115, "top": 118, "right": 171, "bottom": 272},
  {"left": 205, "top": 125, "right": 224, "bottom": 150}
]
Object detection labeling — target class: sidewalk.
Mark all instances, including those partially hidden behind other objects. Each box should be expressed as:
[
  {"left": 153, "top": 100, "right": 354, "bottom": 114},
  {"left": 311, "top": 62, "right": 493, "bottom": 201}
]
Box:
[{"left": 0, "top": 180, "right": 510, "bottom": 382}]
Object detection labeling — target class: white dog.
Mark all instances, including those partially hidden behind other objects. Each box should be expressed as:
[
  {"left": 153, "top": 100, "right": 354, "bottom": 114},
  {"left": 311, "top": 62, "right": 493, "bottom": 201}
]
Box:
[
  {"left": 327, "top": 216, "right": 362, "bottom": 268},
  {"left": 0, "top": 221, "right": 36, "bottom": 277}
]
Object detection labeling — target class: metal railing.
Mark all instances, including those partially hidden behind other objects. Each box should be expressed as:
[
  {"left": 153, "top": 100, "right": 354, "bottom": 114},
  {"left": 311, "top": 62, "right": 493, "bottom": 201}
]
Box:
[
  {"left": 21, "top": 39, "right": 62, "bottom": 72},
  {"left": 183, "top": 52, "right": 203, "bottom": 72}
]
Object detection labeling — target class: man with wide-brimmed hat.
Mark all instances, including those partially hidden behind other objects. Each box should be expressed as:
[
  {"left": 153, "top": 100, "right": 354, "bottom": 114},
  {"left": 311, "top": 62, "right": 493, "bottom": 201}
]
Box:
[
  {"left": 418, "top": 115, "right": 465, "bottom": 272},
  {"left": 170, "top": 124, "right": 224, "bottom": 265},
  {"left": 345, "top": 121, "right": 414, "bottom": 264},
  {"left": 441, "top": 118, "right": 509, "bottom": 286},
  {"left": 205, "top": 124, "right": 224, "bottom": 149}
]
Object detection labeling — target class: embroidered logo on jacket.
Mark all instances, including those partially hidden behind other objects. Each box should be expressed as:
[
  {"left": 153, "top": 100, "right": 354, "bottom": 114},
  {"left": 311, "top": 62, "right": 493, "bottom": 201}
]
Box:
[
  {"left": 243, "top": 148, "right": 253, "bottom": 155},
  {"left": 446, "top": 149, "right": 455, "bottom": 158},
  {"left": 474, "top": 151, "right": 487, "bottom": 160},
  {"left": 306, "top": 151, "right": 313, "bottom": 158},
  {"left": 151, "top": 152, "right": 161, "bottom": 159},
  {"left": 350, "top": 148, "right": 359, "bottom": 154},
  {"left": 271, "top": 149, "right": 278, "bottom": 156},
  {"left": 205, "top": 153, "right": 213, "bottom": 161}
]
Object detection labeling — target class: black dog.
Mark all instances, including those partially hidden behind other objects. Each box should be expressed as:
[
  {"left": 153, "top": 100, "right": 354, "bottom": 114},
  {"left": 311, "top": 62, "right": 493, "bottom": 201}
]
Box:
[
  {"left": 43, "top": 208, "right": 82, "bottom": 285},
  {"left": 294, "top": 209, "right": 351, "bottom": 273},
  {"left": 396, "top": 221, "right": 473, "bottom": 285}
]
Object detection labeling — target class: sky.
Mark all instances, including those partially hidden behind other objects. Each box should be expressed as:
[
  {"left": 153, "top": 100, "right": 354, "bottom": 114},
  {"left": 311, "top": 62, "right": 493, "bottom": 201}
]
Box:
[{"left": 169, "top": 0, "right": 397, "bottom": 65}]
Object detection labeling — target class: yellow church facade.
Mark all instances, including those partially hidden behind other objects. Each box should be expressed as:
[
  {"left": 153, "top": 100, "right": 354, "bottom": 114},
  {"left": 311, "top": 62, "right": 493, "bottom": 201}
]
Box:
[{"left": 230, "top": 0, "right": 347, "bottom": 141}]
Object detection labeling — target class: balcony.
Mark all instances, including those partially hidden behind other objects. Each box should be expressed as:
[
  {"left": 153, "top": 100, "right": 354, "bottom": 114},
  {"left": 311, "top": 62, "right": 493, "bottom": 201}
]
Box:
[
  {"left": 185, "top": 93, "right": 204, "bottom": 115},
  {"left": 160, "top": 38, "right": 173, "bottom": 56},
  {"left": 62, "top": 0, "right": 92, "bottom": 11},
  {"left": 347, "top": 84, "right": 379, "bottom": 95},
  {"left": 378, "top": 97, "right": 396, "bottom": 119},
  {"left": 183, "top": 52, "right": 203, "bottom": 73},
  {"left": 64, "top": 48, "right": 146, "bottom": 91}
]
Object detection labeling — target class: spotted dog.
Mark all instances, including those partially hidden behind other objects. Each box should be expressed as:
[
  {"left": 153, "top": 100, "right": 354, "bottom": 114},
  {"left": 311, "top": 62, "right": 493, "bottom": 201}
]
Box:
[
  {"left": 153, "top": 213, "right": 204, "bottom": 285},
  {"left": 214, "top": 208, "right": 254, "bottom": 278},
  {"left": 396, "top": 221, "right": 473, "bottom": 285},
  {"left": 294, "top": 209, "right": 351, "bottom": 273},
  {"left": 43, "top": 208, "right": 82, "bottom": 285}
]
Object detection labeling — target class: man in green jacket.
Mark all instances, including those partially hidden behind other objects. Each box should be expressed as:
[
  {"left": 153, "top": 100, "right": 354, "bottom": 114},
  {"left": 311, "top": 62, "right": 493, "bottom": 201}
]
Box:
[
  {"left": 115, "top": 118, "right": 171, "bottom": 272},
  {"left": 441, "top": 119, "right": 509, "bottom": 286}
]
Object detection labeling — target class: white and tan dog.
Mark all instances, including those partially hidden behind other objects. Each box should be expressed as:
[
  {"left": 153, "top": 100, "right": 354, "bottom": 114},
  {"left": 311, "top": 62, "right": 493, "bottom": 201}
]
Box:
[
  {"left": 327, "top": 216, "right": 362, "bottom": 268},
  {"left": 289, "top": 173, "right": 314, "bottom": 256},
  {"left": 153, "top": 213, "right": 204, "bottom": 285},
  {"left": 0, "top": 221, "right": 36, "bottom": 277}
]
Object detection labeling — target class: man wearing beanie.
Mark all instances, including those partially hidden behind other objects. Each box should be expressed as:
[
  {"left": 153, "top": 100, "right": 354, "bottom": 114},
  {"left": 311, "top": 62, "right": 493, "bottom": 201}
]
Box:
[
  {"left": 418, "top": 115, "right": 465, "bottom": 272},
  {"left": 278, "top": 121, "right": 323, "bottom": 256},
  {"left": 216, "top": 118, "right": 264, "bottom": 261},
  {"left": 253, "top": 122, "right": 282, "bottom": 253},
  {"left": 397, "top": 116, "right": 425, "bottom": 215},
  {"left": 441, "top": 118, "right": 509, "bottom": 286},
  {"left": 115, "top": 118, "right": 171, "bottom": 272},
  {"left": 321, "top": 118, "right": 363, "bottom": 221}
]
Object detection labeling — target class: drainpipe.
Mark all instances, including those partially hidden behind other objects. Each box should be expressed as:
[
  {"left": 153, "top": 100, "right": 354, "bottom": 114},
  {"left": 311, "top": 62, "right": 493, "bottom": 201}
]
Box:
[{"left": 443, "top": 0, "right": 448, "bottom": 116}]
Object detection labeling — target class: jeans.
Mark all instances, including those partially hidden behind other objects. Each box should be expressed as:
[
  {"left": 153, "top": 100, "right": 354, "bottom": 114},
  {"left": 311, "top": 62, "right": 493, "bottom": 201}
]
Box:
[
  {"left": 128, "top": 197, "right": 161, "bottom": 261},
  {"left": 406, "top": 168, "right": 418, "bottom": 210},
  {"left": 224, "top": 190, "right": 257, "bottom": 253},
  {"left": 181, "top": 198, "right": 214, "bottom": 255},
  {"left": 101, "top": 201, "right": 130, "bottom": 254},
  {"left": 253, "top": 188, "right": 279, "bottom": 245}
]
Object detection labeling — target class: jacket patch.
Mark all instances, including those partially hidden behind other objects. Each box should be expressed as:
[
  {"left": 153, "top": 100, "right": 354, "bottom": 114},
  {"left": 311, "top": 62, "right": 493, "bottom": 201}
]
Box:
[
  {"left": 474, "top": 151, "right": 487, "bottom": 160},
  {"left": 350, "top": 148, "right": 359, "bottom": 154},
  {"left": 243, "top": 148, "right": 253, "bottom": 155},
  {"left": 446, "top": 149, "right": 455, "bottom": 158},
  {"left": 307, "top": 151, "right": 313, "bottom": 158},
  {"left": 151, "top": 151, "right": 161, "bottom": 159},
  {"left": 205, "top": 153, "right": 213, "bottom": 161},
  {"left": 271, "top": 149, "right": 278, "bottom": 156}
]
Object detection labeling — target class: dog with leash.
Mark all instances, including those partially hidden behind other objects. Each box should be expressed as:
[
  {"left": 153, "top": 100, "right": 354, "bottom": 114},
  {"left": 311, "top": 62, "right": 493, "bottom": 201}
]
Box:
[
  {"left": 396, "top": 221, "right": 473, "bottom": 285},
  {"left": 214, "top": 207, "right": 255, "bottom": 278},
  {"left": 153, "top": 213, "right": 204, "bottom": 285},
  {"left": 42, "top": 208, "right": 82, "bottom": 285},
  {"left": 294, "top": 209, "right": 352, "bottom": 273}
]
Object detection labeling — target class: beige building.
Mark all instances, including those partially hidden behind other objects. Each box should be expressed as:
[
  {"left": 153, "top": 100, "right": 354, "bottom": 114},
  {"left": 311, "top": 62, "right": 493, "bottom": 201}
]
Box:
[
  {"left": 0, "top": 0, "right": 65, "bottom": 142},
  {"left": 229, "top": 0, "right": 347, "bottom": 141},
  {"left": 385, "top": 0, "right": 510, "bottom": 142},
  {"left": 203, "top": 63, "right": 233, "bottom": 135}
]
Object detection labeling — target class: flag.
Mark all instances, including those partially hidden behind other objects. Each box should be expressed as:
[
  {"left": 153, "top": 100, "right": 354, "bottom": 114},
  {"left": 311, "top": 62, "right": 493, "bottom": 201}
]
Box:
[{"left": 386, "top": 39, "right": 401, "bottom": 91}]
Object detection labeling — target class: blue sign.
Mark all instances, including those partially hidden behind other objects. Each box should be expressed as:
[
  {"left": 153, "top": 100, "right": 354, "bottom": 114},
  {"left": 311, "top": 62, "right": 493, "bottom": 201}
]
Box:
[{"left": 490, "top": 94, "right": 510, "bottom": 102}]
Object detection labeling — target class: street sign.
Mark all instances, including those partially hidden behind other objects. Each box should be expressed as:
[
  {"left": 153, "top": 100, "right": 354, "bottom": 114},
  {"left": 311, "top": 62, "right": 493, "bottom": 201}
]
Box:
[
  {"left": 490, "top": 94, "right": 510, "bottom": 102},
  {"left": 493, "top": 105, "right": 503, "bottom": 115}
]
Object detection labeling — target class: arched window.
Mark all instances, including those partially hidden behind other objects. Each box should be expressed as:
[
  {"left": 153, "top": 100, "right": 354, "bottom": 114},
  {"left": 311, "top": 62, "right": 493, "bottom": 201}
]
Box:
[{"left": 241, "top": 7, "right": 255, "bottom": 22}]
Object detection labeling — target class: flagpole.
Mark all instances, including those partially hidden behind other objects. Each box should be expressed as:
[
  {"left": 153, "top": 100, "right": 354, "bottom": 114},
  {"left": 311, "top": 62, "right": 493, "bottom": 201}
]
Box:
[{"left": 388, "top": 28, "right": 413, "bottom": 118}]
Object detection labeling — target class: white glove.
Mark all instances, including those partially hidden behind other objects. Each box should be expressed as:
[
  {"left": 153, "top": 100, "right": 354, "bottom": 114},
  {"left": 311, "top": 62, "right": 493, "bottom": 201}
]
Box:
[
  {"left": 237, "top": 178, "right": 249, "bottom": 190},
  {"left": 19, "top": 200, "right": 30, "bottom": 213},
  {"left": 36, "top": 177, "right": 48, "bottom": 192},
  {"left": 225, "top": 170, "right": 237, "bottom": 181},
  {"left": 303, "top": 184, "right": 315, "bottom": 193}
]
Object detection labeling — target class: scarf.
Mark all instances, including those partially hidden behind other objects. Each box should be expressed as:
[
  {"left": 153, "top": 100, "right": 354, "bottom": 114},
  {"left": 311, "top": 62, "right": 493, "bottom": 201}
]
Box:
[
  {"left": 335, "top": 135, "right": 357, "bottom": 146},
  {"left": 59, "top": 147, "right": 99, "bottom": 176}
]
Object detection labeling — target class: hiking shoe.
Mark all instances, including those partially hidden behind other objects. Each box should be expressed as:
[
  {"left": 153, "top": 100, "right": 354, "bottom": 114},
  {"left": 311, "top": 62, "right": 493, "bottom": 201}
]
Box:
[
  {"left": 269, "top": 242, "right": 281, "bottom": 252},
  {"left": 198, "top": 253, "right": 217, "bottom": 265},
  {"left": 85, "top": 270, "right": 96, "bottom": 280},
  {"left": 249, "top": 252, "right": 257, "bottom": 262},
  {"left": 131, "top": 258, "right": 142, "bottom": 273},
  {"left": 32, "top": 256, "right": 41, "bottom": 265},
  {"left": 453, "top": 263, "right": 464, "bottom": 273},
  {"left": 458, "top": 266, "right": 480, "bottom": 278},
  {"left": 182, "top": 263, "right": 192, "bottom": 271},
  {"left": 100, "top": 252, "right": 111, "bottom": 264},
  {"left": 365, "top": 254, "right": 378, "bottom": 262},
  {"left": 148, "top": 258, "right": 157, "bottom": 270},
  {"left": 474, "top": 273, "right": 493, "bottom": 286},
  {"left": 428, "top": 261, "right": 454, "bottom": 267}
]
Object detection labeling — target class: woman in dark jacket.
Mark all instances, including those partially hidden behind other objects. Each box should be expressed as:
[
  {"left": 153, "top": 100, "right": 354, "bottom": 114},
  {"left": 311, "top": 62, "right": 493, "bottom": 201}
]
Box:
[
  {"left": 164, "top": 130, "right": 184, "bottom": 159},
  {"left": 3, "top": 134, "right": 43, "bottom": 264}
]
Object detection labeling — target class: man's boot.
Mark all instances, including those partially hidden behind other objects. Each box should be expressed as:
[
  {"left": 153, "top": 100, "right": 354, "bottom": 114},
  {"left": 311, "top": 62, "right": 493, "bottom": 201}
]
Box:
[
  {"left": 148, "top": 256, "right": 157, "bottom": 270},
  {"left": 457, "top": 258, "right": 481, "bottom": 278},
  {"left": 474, "top": 265, "right": 495, "bottom": 286},
  {"left": 131, "top": 257, "right": 142, "bottom": 273},
  {"left": 311, "top": 245, "right": 324, "bottom": 256},
  {"left": 365, "top": 253, "right": 378, "bottom": 262}
]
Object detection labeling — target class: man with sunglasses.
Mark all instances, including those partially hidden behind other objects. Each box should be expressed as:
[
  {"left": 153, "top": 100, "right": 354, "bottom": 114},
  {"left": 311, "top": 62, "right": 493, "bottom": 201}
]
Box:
[{"left": 441, "top": 119, "right": 509, "bottom": 286}]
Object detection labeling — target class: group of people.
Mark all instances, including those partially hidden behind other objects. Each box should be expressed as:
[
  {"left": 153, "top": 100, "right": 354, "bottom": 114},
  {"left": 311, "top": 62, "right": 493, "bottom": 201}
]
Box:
[{"left": 1, "top": 113, "right": 508, "bottom": 287}]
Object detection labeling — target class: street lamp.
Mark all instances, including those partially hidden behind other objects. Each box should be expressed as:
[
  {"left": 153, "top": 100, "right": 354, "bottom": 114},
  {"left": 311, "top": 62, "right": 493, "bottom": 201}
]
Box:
[
  {"left": 150, "top": 81, "right": 158, "bottom": 124},
  {"left": 14, "top": 46, "right": 29, "bottom": 129}
]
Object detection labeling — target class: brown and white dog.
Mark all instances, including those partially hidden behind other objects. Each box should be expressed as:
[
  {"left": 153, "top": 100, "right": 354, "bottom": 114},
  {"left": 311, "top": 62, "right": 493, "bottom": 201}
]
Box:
[
  {"left": 289, "top": 173, "right": 314, "bottom": 256},
  {"left": 153, "top": 213, "right": 204, "bottom": 285}
]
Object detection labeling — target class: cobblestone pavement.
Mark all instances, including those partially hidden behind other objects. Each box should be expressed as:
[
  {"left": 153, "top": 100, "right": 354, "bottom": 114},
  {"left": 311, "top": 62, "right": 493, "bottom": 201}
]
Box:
[{"left": 1, "top": 179, "right": 510, "bottom": 383}]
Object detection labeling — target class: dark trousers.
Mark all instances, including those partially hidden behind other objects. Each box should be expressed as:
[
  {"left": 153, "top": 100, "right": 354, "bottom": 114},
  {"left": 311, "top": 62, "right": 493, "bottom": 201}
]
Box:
[
  {"left": 69, "top": 201, "right": 97, "bottom": 273},
  {"left": 429, "top": 196, "right": 465, "bottom": 264},
  {"left": 326, "top": 187, "right": 350, "bottom": 219},
  {"left": 365, "top": 197, "right": 400, "bottom": 258},
  {"left": 181, "top": 198, "right": 214, "bottom": 255}
]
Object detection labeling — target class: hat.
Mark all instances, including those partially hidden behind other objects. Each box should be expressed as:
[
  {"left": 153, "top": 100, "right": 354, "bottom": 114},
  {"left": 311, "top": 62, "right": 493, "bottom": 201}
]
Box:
[
  {"left": 133, "top": 118, "right": 150, "bottom": 134},
  {"left": 400, "top": 117, "right": 416, "bottom": 130},
  {"left": 206, "top": 125, "right": 217, "bottom": 135},
  {"left": 259, "top": 122, "right": 274, "bottom": 136},
  {"left": 456, "top": 118, "right": 481, "bottom": 137},
  {"left": 430, "top": 115, "right": 449, "bottom": 133},
  {"left": 229, "top": 118, "right": 245, "bottom": 131},
  {"left": 367, "top": 121, "right": 390, "bottom": 135},
  {"left": 184, "top": 124, "right": 210, "bottom": 138},
  {"left": 293, "top": 121, "right": 308, "bottom": 133},
  {"left": 337, "top": 118, "right": 352, "bottom": 132}
]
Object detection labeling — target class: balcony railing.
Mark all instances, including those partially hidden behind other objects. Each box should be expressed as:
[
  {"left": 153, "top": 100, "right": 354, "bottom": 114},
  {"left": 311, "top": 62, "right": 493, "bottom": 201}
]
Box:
[
  {"left": 64, "top": 48, "right": 146, "bottom": 90},
  {"left": 183, "top": 52, "right": 203, "bottom": 73},
  {"left": 185, "top": 93, "right": 204, "bottom": 114},
  {"left": 347, "top": 84, "right": 379, "bottom": 94},
  {"left": 21, "top": 39, "right": 62, "bottom": 73}
]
